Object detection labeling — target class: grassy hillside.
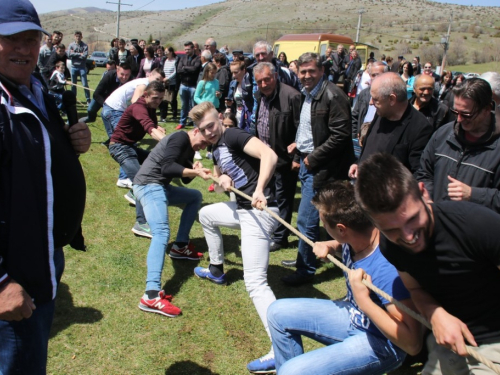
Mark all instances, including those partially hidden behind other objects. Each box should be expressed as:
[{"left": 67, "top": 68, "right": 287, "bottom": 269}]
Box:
[{"left": 39, "top": 0, "right": 500, "bottom": 69}]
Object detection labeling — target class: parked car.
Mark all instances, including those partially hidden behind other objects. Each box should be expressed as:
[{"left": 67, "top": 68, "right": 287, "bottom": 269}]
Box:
[
  {"left": 464, "top": 72, "right": 480, "bottom": 79},
  {"left": 66, "top": 59, "right": 95, "bottom": 74},
  {"left": 89, "top": 51, "right": 108, "bottom": 67}
]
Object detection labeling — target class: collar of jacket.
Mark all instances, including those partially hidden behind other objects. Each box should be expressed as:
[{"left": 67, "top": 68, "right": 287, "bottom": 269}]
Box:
[{"left": 452, "top": 112, "right": 499, "bottom": 149}]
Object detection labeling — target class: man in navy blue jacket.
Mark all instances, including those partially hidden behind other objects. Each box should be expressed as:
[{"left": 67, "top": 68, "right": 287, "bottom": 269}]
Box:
[{"left": 0, "top": 1, "right": 91, "bottom": 373}]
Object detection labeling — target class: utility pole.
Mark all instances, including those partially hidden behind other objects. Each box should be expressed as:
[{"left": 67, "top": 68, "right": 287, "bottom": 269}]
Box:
[
  {"left": 107, "top": 0, "right": 133, "bottom": 38},
  {"left": 356, "top": 9, "right": 365, "bottom": 43},
  {"left": 440, "top": 11, "right": 453, "bottom": 75}
]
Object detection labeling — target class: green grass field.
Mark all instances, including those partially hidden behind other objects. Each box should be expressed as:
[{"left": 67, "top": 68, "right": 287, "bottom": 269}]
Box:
[{"left": 47, "top": 68, "right": 422, "bottom": 374}]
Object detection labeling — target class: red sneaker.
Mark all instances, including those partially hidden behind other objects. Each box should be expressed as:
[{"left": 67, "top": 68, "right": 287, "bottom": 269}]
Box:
[
  {"left": 208, "top": 183, "right": 215, "bottom": 192},
  {"left": 138, "top": 291, "right": 181, "bottom": 317},
  {"left": 175, "top": 124, "right": 185, "bottom": 130},
  {"left": 169, "top": 242, "right": 203, "bottom": 260}
]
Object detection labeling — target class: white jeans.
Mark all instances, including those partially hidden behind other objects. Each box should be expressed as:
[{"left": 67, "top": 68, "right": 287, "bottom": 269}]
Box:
[{"left": 199, "top": 201, "right": 278, "bottom": 337}]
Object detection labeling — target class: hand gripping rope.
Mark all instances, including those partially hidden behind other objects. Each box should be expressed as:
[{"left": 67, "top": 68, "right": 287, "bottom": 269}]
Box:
[{"left": 208, "top": 175, "right": 500, "bottom": 374}]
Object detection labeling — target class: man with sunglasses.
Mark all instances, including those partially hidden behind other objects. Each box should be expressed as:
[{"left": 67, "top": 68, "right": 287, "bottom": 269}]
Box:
[{"left": 416, "top": 78, "right": 500, "bottom": 213}]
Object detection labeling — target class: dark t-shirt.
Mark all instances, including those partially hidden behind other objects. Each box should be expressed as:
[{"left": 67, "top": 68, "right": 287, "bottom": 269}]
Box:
[
  {"left": 380, "top": 201, "right": 500, "bottom": 344},
  {"left": 134, "top": 131, "right": 194, "bottom": 186},
  {"left": 213, "top": 128, "right": 276, "bottom": 209}
]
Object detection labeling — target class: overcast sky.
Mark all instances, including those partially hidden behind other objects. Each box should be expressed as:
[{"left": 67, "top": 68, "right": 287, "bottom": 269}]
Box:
[{"left": 31, "top": 0, "right": 498, "bottom": 14}]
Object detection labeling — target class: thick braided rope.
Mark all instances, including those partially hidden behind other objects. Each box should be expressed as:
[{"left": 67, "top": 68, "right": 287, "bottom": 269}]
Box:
[{"left": 208, "top": 176, "right": 500, "bottom": 374}]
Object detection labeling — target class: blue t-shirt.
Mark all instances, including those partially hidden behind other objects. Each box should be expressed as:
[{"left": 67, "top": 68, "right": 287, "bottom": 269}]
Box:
[{"left": 342, "top": 243, "right": 410, "bottom": 339}]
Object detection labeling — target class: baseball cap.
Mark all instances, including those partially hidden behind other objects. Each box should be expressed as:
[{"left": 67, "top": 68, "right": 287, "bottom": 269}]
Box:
[{"left": 0, "top": 0, "right": 49, "bottom": 36}]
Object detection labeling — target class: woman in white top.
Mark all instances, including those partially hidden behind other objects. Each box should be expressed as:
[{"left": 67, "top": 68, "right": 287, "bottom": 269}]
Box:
[
  {"left": 137, "top": 45, "right": 160, "bottom": 78},
  {"left": 159, "top": 47, "right": 179, "bottom": 121}
]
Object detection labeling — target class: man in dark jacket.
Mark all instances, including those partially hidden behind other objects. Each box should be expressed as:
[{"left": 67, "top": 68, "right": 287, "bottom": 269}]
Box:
[
  {"left": 327, "top": 44, "right": 347, "bottom": 84},
  {"left": 242, "top": 41, "right": 300, "bottom": 134},
  {"left": 214, "top": 53, "right": 231, "bottom": 113},
  {"left": 176, "top": 41, "right": 201, "bottom": 129},
  {"left": 0, "top": 1, "right": 91, "bottom": 372},
  {"left": 349, "top": 73, "right": 433, "bottom": 179},
  {"left": 45, "top": 43, "right": 69, "bottom": 81},
  {"left": 410, "top": 74, "right": 449, "bottom": 131},
  {"left": 416, "top": 78, "right": 500, "bottom": 213},
  {"left": 84, "top": 63, "right": 132, "bottom": 123},
  {"left": 281, "top": 53, "right": 354, "bottom": 286},
  {"left": 254, "top": 62, "right": 301, "bottom": 251},
  {"left": 343, "top": 48, "right": 362, "bottom": 96}
]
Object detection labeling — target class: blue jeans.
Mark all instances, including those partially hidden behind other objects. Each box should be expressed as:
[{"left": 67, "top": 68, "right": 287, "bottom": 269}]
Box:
[
  {"left": 109, "top": 143, "right": 150, "bottom": 224},
  {"left": 179, "top": 84, "right": 195, "bottom": 126},
  {"left": 70, "top": 66, "right": 90, "bottom": 101},
  {"left": 102, "top": 104, "right": 127, "bottom": 180},
  {"left": 48, "top": 91, "right": 64, "bottom": 110},
  {"left": 133, "top": 183, "right": 202, "bottom": 291},
  {"left": 268, "top": 298, "right": 406, "bottom": 375},
  {"left": 86, "top": 99, "right": 102, "bottom": 122},
  {"left": 295, "top": 159, "right": 319, "bottom": 276},
  {"left": 0, "top": 249, "right": 65, "bottom": 375}
]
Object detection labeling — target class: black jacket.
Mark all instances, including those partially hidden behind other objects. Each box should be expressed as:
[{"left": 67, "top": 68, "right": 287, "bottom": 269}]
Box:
[
  {"left": 254, "top": 81, "right": 301, "bottom": 171},
  {"left": 0, "top": 75, "right": 86, "bottom": 303},
  {"left": 359, "top": 103, "right": 433, "bottom": 174},
  {"left": 215, "top": 65, "right": 232, "bottom": 112},
  {"left": 410, "top": 96, "right": 449, "bottom": 131},
  {"left": 45, "top": 51, "right": 70, "bottom": 80},
  {"left": 177, "top": 54, "right": 201, "bottom": 88},
  {"left": 351, "top": 87, "right": 371, "bottom": 137},
  {"left": 296, "top": 80, "right": 354, "bottom": 188},
  {"left": 345, "top": 56, "right": 362, "bottom": 81},
  {"left": 242, "top": 58, "right": 300, "bottom": 127},
  {"left": 417, "top": 114, "right": 500, "bottom": 213},
  {"left": 125, "top": 54, "right": 143, "bottom": 78},
  {"left": 93, "top": 70, "right": 131, "bottom": 106}
]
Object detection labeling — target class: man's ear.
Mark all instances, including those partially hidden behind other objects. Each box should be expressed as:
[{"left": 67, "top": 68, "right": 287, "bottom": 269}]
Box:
[
  {"left": 419, "top": 181, "right": 433, "bottom": 203},
  {"left": 336, "top": 223, "right": 347, "bottom": 236}
]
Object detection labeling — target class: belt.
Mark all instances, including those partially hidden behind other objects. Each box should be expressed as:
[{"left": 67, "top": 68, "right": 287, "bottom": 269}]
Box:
[{"left": 296, "top": 150, "right": 310, "bottom": 158}]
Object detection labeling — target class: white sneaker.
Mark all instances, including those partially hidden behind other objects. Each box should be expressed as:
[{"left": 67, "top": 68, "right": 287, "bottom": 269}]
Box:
[
  {"left": 194, "top": 151, "right": 203, "bottom": 160},
  {"left": 206, "top": 152, "right": 213, "bottom": 160},
  {"left": 117, "top": 178, "right": 133, "bottom": 189}
]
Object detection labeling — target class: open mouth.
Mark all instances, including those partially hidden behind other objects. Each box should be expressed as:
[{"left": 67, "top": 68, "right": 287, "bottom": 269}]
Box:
[{"left": 401, "top": 231, "right": 419, "bottom": 245}]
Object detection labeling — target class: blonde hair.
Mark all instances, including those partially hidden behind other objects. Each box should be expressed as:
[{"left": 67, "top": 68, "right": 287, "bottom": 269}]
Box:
[{"left": 188, "top": 102, "right": 217, "bottom": 126}]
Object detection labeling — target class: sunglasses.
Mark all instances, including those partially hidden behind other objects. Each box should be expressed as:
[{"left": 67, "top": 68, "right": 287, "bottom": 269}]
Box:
[{"left": 450, "top": 108, "right": 476, "bottom": 119}]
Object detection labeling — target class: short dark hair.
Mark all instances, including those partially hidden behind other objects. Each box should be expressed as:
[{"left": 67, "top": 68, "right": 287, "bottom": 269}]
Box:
[
  {"left": 184, "top": 41, "right": 194, "bottom": 48},
  {"left": 312, "top": 181, "right": 373, "bottom": 233},
  {"left": 146, "top": 80, "right": 165, "bottom": 94},
  {"left": 56, "top": 43, "right": 65, "bottom": 50},
  {"left": 297, "top": 52, "right": 322, "bottom": 70},
  {"left": 355, "top": 153, "right": 420, "bottom": 215},
  {"left": 118, "top": 63, "right": 131, "bottom": 71},
  {"left": 452, "top": 77, "right": 492, "bottom": 113},
  {"left": 74, "top": 31, "right": 82, "bottom": 36},
  {"left": 213, "top": 52, "right": 227, "bottom": 65}
]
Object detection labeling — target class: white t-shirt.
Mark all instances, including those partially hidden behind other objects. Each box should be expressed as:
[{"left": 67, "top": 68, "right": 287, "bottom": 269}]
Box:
[{"left": 104, "top": 78, "right": 149, "bottom": 112}]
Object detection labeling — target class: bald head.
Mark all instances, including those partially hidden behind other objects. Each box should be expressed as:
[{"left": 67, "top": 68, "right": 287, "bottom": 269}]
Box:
[
  {"left": 370, "top": 73, "right": 408, "bottom": 121},
  {"left": 414, "top": 74, "right": 435, "bottom": 104},
  {"left": 371, "top": 72, "right": 407, "bottom": 103}
]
